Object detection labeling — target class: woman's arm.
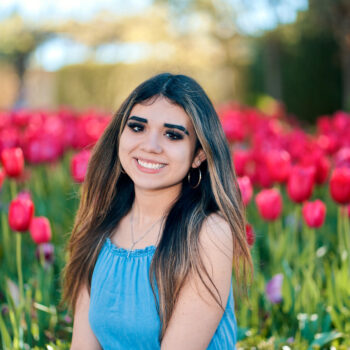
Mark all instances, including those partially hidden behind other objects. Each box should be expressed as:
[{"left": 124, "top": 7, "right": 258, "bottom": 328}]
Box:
[
  {"left": 70, "top": 283, "right": 102, "bottom": 350},
  {"left": 161, "top": 213, "right": 234, "bottom": 350}
]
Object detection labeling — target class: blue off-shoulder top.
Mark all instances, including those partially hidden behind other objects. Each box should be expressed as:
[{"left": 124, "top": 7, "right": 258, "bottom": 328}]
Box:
[{"left": 88, "top": 237, "right": 237, "bottom": 349}]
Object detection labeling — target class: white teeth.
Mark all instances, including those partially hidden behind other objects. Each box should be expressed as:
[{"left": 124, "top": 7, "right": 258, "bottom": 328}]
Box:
[{"left": 137, "top": 159, "right": 166, "bottom": 169}]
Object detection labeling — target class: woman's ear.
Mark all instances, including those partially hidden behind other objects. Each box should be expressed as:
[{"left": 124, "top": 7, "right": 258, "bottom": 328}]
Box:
[{"left": 192, "top": 148, "right": 207, "bottom": 168}]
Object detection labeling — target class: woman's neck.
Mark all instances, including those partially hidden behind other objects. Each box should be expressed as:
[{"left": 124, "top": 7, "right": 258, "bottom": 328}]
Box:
[{"left": 131, "top": 184, "right": 181, "bottom": 225}]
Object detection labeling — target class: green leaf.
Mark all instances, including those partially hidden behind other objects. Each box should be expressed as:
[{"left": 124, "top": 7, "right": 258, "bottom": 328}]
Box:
[
  {"left": 308, "top": 331, "right": 343, "bottom": 349},
  {"left": 0, "top": 311, "right": 12, "bottom": 350}
]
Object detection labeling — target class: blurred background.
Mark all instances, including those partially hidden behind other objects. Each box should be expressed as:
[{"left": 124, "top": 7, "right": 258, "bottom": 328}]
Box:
[
  {"left": 0, "top": 0, "right": 348, "bottom": 123},
  {"left": 1, "top": 2, "right": 350, "bottom": 348}
]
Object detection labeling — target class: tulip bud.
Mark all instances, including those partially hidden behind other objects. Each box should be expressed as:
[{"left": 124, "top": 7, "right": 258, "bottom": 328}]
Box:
[
  {"left": 287, "top": 165, "right": 315, "bottom": 203},
  {"left": 302, "top": 200, "right": 326, "bottom": 228},
  {"left": 71, "top": 150, "right": 91, "bottom": 183},
  {"left": 255, "top": 188, "right": 283, "bottom": 221},
  {"left": 245, "top": 223, "right": 255, "bottom": 246},
  {"left": 8, "top": 196, "right": 34, "bottom": 232},
  {"left": 329, "top": 167, "right": 350, "bottom": 205},
  {"left": 29, "top": 217, "right": 51, "bottom": 244},
  {"left": 1, "top": 147, "right": 24, "bottom": 177},
  {"left": 237, "top": 176, "right": 253, "bottom": 206},
  {"left": 265, "top": 149, "right": 291, "bottom": 183}
]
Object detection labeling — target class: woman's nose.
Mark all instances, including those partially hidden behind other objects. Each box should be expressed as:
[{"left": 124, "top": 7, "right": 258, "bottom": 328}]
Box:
[{"left": 141, "top": 132, "right": 163, "bottom": 153}]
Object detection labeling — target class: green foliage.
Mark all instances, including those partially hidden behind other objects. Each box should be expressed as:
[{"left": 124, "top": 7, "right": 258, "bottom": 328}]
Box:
[
  {"left": 0, "top": 151, "right": 350, "bottom": 348},
  {"left": 245, "top": 8, "right": 343, "bottom": 123}
]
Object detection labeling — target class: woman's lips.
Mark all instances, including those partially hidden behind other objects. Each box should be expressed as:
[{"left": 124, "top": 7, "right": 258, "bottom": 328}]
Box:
[{"left": 133, "top": 158, "right": 167, "bottom": 174}]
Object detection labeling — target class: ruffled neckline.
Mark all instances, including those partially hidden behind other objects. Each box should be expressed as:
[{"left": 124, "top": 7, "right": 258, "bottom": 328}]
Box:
[{"left": 105, "top": 237, "right": 156, "bottom": 257}]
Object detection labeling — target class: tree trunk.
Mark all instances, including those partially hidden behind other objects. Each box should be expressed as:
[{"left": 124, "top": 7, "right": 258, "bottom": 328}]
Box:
[
  {"left": 340, "top": 25, "right": 350, "bottom": 109},
  {"left": 13, "top": 53, "right": 28, "bottom": 109},
  {"left": 263, "top": 34, "right": 282, "bottom": 101}
]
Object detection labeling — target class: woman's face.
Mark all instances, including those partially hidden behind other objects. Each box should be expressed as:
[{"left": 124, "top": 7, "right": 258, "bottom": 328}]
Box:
[{"left": 118, "top": 96, "right": 204, "bottom": 192}]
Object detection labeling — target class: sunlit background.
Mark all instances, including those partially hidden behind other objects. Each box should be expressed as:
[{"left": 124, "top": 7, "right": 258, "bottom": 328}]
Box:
[{"left": 1, "top": 0, "right": 346, "bottom": 123}]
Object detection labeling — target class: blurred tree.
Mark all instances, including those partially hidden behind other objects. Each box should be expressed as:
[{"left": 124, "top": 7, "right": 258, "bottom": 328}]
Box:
[
  {"left": 306, "top": 0, "right": 350, "bottom": 109},
  {"left": 246, "top": 1, "right": 343, "bottom": 122},
  {"left": 0, "top": 14, "right": 51, "bottom": 108},
  {"left": 154, "top": 0, "right": 251, "bottom": 101}
]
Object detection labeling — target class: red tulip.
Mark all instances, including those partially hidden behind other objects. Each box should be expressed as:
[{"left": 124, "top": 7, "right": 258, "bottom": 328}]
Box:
[
  {"left": 70, "top": 150, "right": 91, "bottom": 183},
  {"left": 29, "top": 217, "right": 52, "bottom": 244},
  {"left": 255, "top": 188, "right": 283, "bottom": 221},
  {"left": 265, "top": 149, "right": 291, "bottom": 183},
  {"left": 287, "top": 165, "right": 316, "bottom": 203},
  {"left": 1, "top": 147, "right": 24, "bottom": 177},
  {"left": 302, "top": 200, "right": 326, "bottom": 228},
  {"left": 245, "top": 223, "right": 255, "bottom": 246},
  {"left": 329, "top": 167, "right": 350, "bottom": 205},
  {"left": 221, "top": 112, "right": 245, "bottom": 143},
  {"left": 232, "top": 149, "right": 254, "bottom": 177},
  {"left": 8, "top": 196, "right": 34, "bottom": 232},
  {"left": 0, "top": 168, "right": 5, "bottom": 188},
  {"left": 334, "top": 147, "right": 350, "bottom": 169},
  {"left": 237, "top": 176, "right": 253, "bottom": 206}
]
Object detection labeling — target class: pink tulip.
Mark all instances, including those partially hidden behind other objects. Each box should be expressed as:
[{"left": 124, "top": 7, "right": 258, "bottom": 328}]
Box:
[
  {"left": 334, "top": 147, "right": 350, "bottom": 169},
  {"left": 245, "top": 223, "right": 255, "bottom": 247},
  {"left": 1, "top": 147, "right": 24, "bottom": 177},
  {"left": 329, "top": 167, "right": 350, "bottom": 205},
  {"left": 29, "top": 217, "right": 52, "bottom": 244},
  {"left": 221, "top": 112, "right": 245, "bottom": 143},
  {"left": 232, "top": 149, "right": 253, "bottom": 177},
  {"left": 0, "top": 168, "right": 5, "bottom": 189},
  {"left": 237, "top": 176, "right": 253, "bottom": 206},
  {"left": 8, "top": 196, "right": 35, "bottom": 232},
  {"left": 265, "top": 149, "right": 291, "bottom": 183},
  {"left": 302, "top": 200, "right": 326, "bottom": 228},
  {"left": 71, "top": 149, "right": 91, "bottom": 183},
  {"left": 287, "top": 165, "right": 316, "bottom": 203},
  {"left": 255, "top": 188, "right": 283, "bottom": 221},
  {"left": 0, "top": 127, "right": 20, "bottom": 155}
]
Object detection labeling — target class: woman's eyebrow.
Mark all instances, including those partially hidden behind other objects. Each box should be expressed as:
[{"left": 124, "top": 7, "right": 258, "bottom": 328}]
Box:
[
  {"left": 164, "top": 123, "right": 189, "bottom": 136},
  {"left": 128, "top": 116, "right": 190, "bottom": 135}
]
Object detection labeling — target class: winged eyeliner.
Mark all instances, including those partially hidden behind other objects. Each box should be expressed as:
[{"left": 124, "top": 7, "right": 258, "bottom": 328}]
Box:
[{"left": 128, "top": 116, "right": 190, "bottom": 135}]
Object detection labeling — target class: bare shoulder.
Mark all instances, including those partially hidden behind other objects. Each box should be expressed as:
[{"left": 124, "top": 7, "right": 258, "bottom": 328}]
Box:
[
  {"left": 199, "top": 212, "right": 234, "bottom": 263},
  {"left": 160, "top": 212, "right": 234, "bottom": 349}
]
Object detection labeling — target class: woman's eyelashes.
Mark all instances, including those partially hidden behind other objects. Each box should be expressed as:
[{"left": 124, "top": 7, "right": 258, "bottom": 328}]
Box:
[{"left": 126, "top": 123, "right": 184, "bottom": 140}]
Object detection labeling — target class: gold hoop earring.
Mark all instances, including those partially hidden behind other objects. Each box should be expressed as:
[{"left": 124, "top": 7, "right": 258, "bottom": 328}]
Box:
[{"left": 187, "top": 167, "right": 202, "bottom": 189}]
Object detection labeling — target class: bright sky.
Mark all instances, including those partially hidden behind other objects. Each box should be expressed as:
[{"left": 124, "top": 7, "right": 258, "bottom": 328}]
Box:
[{"left": 0, "top": 0, "right": 308, "bottom": 71}]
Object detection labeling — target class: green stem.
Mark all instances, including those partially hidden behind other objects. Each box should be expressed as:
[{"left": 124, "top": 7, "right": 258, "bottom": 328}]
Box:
[
  {"left": 9, "top": 180, "right": 17, "bottom": 199},
  {"left": 342, "top": 206, "right": 350, "bottom": 271},
  {"left": 338, "top": 206, "right": 345, "bottom": 261},
  {"left": 1, "top": 211, "right": 11, "bottom": 271},
  {"left": 309, "top": 227, "right": 315, "bottom": 267},
  {"left": 294, "top": 205, "right": 300, "bottom": 254},
  {"left": 16, "top": 234, "right": 24, "bottom": 305}
]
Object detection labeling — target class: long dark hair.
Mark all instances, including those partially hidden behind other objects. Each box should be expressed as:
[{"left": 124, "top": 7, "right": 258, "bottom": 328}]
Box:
[{"left": 61, "top": 73, "right": 252, "bottom": 342}]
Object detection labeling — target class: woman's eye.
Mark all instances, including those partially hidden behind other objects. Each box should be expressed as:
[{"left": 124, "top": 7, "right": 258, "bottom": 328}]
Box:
[
  {"left": 127, "top": 123, "right": 144, "bottom": 132},
  {"left": 166, "top": 131, "right": 183, "bottom": 140}
]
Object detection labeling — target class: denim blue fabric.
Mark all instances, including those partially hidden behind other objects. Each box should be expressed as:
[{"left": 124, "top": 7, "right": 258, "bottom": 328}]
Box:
[{"left": 89, "top": 237, "right": 237, "bottom": 349}]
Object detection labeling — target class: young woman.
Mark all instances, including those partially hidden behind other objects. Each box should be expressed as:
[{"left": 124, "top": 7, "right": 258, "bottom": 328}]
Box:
[{"left": 62, "top": 73, "right": 252, "bottom": 349}]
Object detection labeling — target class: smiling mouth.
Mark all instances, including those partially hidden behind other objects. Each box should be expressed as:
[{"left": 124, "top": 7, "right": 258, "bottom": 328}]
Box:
[{"left": 136, "top": 158, "right": 167, "bottom": 169}]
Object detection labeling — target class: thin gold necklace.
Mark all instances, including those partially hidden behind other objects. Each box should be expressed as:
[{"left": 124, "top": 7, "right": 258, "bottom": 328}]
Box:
[{"left": 128, "top": 210, "right": 163, "bottom": 258}]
